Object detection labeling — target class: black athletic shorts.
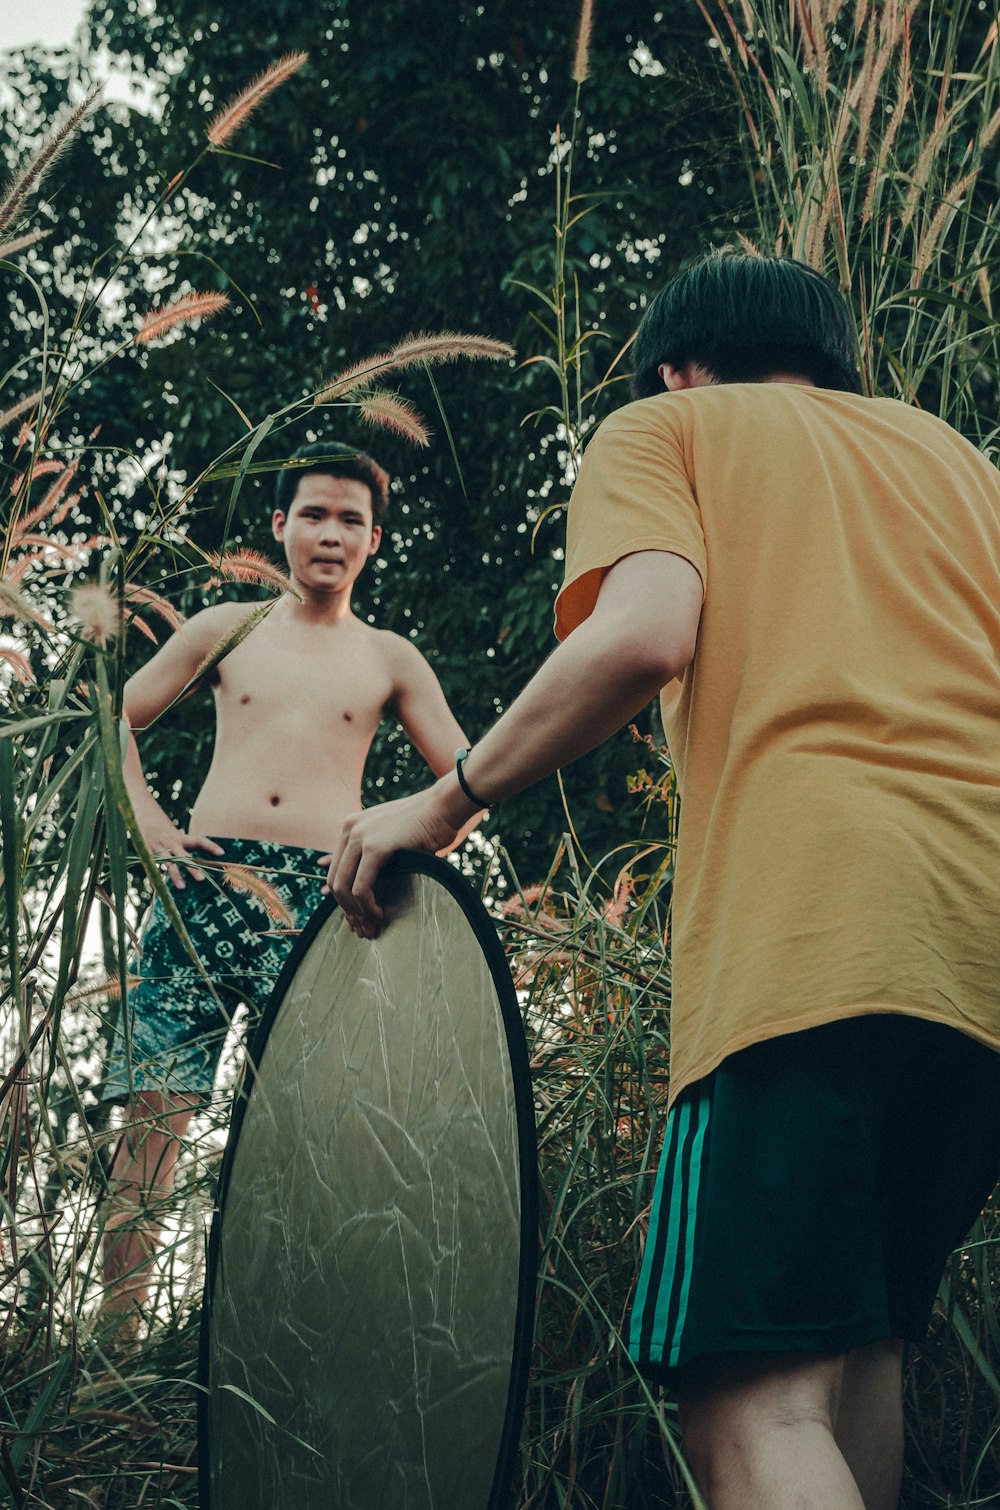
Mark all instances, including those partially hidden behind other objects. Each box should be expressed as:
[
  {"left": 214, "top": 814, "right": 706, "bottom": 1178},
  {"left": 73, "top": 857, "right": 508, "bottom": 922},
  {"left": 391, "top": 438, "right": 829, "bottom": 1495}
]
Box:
[{"left": 627, "top": 1014, "right": 1000, "bottom": 1382}]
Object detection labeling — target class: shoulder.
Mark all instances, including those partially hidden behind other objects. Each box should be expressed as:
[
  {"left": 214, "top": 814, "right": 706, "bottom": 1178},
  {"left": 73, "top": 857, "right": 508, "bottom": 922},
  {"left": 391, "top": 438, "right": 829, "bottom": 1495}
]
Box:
[
  {"left": 181, "top": 601, "right": 262, "bottom": 650},
  {"left": 371, "top": 630, "right": 442, "bottom": 699},
  {"left": 376, "top": 628, "right": 432, "bottom": 674},
  {"left": 587, "top": 395, "right": 688, "bottom": 443}
]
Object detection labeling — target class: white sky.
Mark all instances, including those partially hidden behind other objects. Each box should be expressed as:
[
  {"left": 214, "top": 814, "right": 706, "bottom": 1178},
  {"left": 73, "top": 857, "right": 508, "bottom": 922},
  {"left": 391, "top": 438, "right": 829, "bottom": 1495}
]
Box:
[
  {"left": 2, "top": 0, "right": 158, "bottom": 112},
  {"left": 2, "top": 0, "right": 88, "bottom": 51}
]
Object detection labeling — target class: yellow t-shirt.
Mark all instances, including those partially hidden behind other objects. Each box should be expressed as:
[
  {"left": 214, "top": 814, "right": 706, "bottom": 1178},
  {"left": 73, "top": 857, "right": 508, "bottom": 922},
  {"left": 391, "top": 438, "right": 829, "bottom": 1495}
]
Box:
[{"left": 555, "top": 384, "right": 1000, "bottom": 1103}]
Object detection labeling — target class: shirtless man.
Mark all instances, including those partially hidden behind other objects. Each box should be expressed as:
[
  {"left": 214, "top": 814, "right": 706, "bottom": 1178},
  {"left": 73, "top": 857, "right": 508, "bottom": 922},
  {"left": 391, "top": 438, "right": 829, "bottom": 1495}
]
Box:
[{"left": 102, "top": 440, "right": 475, "bottom": 1330}]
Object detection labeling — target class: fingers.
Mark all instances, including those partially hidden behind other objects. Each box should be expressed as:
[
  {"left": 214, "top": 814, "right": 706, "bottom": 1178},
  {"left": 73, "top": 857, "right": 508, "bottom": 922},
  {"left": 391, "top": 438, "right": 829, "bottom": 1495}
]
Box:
[
  {"left": 186, "top": 835, "right": 226, "bottom": 857},
  {"left": 330, "top": 824, "right": 384, "bottom": 940},
  {"left": 183, "top": 834, "right": 224, "bottom": 883},
  {"left": 166, "top": 860, "right": 185, "bottom": 890}
]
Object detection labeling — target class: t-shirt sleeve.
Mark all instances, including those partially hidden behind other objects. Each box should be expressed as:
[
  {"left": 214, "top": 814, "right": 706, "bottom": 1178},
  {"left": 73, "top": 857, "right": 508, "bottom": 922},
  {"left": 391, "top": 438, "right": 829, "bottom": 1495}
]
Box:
[{"left": 554, "top": 402, "right": 707, "bottom": 641}]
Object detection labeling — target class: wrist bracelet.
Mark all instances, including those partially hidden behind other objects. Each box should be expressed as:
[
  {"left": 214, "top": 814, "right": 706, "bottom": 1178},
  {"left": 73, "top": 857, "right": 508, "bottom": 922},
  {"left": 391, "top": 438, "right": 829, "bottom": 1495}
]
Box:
[{"left": 455, "top": 747, "right": 491, "bottom": 809}]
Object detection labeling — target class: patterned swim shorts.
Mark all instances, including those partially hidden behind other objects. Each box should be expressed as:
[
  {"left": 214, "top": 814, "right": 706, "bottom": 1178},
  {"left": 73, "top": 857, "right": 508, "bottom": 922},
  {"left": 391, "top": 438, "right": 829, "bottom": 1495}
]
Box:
[{"left": 103, "top": 835, "right": 327, "bottom": 1103}]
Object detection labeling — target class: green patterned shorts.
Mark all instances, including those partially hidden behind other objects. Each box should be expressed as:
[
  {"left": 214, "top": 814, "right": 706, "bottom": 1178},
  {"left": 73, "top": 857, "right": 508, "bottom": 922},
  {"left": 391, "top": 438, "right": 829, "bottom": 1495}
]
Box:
[{"left": 103, "top": 835, "right": 327, "bottom": 1103}]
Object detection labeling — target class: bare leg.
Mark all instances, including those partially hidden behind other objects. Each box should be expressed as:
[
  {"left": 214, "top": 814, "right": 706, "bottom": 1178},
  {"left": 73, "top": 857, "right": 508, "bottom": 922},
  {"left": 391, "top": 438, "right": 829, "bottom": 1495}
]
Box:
[
  {"left": 102, "top": 1091, "right": 199, "bottom": 1334},
  {"left": 677, "top": 1351, "right": 866, "bottom": 1510},
  {"left": 834, "top": 1338, "right": 904, "bottom": 1510}
]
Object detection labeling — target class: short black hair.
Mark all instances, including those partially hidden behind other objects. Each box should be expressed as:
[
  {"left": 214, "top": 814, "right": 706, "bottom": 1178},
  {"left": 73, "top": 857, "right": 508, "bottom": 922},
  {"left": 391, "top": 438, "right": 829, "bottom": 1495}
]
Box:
[
  {"left": 631, "top": 248, "right": 862, "bottom": 399},
  {"left": 274, "top": 440, "right": 391, "bottom": 524}
]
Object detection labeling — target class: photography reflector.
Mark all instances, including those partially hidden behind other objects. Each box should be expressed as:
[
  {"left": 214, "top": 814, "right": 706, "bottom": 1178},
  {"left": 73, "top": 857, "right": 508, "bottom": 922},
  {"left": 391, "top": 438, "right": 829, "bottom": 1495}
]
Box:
[{"left": 199, "top": 851, "right": 536, "bottom": 1510}]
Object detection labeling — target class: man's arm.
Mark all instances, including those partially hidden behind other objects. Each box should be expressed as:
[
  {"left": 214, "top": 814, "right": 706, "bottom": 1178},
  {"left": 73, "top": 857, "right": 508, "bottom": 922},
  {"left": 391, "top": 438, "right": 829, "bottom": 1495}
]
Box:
[
  {"left": 121, "top": 605, "right": 244, "bottom": 886},
  {"left": 383, "top": 636, "right": 485, "bottom": 848},
  {"left": 387, "top": 637, "right": 471, "bottom": 778},
  {"left": 328, "top": 550, "right": 703, "bottom": 933}
]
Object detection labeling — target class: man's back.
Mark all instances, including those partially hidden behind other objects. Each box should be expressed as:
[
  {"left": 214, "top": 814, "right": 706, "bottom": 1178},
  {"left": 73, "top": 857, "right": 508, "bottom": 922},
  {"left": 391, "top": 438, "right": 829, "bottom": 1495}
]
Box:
[{"left": 558, "top": 384, "right": 1000, "bottom": 1098}]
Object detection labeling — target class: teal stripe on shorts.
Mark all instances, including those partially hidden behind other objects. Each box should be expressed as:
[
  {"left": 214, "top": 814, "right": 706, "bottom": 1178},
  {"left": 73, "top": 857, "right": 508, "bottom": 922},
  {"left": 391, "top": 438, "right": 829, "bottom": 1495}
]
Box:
[
  {"left": 628, "top": 1088, "right": 711, "bottom": 1372},
  {"left": 627, "top": 1018, "right": 1000, "bottom": 1382}
]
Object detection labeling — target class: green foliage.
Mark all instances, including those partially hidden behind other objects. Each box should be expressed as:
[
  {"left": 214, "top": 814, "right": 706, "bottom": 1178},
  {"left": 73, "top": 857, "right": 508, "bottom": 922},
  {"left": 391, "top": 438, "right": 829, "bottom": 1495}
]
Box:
[{"left": 0, "top": 0, "right": 739, "bottom": 878}]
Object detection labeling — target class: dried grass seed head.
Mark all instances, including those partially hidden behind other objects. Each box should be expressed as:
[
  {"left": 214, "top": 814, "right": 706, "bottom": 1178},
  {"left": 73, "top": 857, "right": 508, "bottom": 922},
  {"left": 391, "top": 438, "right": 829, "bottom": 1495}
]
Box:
[
  {"left": 357, "top": 389, "right": 431, "bottom": 447},
  {"left": 70, "top": 582, "right": 119, "bottom": 646},
  {"left": 0, "top": 85, "right": 100, "bottom": 237},
  {"left": 572, "top": 0, "right": 595, "bottom": 84},
  {"left": 387, "top": 330, "right": 516, "bottom": 369},
  {"left": 208, "top": 548, "right": 294, "bottom": 595},
  {"left": 136, "top": 291, "right": 230, "bottom": 345},
  {"left": 207, "top": 52, "right": 309, "bottom": 147}
]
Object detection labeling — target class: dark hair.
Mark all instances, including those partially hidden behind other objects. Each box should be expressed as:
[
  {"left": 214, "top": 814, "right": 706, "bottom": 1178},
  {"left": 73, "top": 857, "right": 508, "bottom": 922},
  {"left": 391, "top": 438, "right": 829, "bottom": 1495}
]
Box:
[
  {"left": 274, "top": 440, "right": 391, "bottom": 524},
  {"left": 631, "top": 248, "right": 862, "bottom": 399}
]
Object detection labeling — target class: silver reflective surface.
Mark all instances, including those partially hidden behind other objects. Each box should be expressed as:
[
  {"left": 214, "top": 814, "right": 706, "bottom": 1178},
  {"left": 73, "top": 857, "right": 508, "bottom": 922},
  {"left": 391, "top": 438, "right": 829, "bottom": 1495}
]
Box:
[{"left": 206, "top": 872, "right": 523, "bottom": 1510}]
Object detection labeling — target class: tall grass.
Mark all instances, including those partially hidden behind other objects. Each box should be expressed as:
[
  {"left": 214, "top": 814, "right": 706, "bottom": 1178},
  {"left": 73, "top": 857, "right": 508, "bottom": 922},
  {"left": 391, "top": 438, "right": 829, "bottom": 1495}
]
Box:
[
  {"left": 698, "top": 0, "right": 1000, "bottom": 439},
  {"left": 0, "top": 61, "right": 511, "bottom": 1508}
]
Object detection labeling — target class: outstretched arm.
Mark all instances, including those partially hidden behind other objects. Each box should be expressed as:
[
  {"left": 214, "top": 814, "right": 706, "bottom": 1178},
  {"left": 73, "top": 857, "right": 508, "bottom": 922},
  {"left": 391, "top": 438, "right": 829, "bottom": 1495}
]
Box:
[
  {"left": 328, "top": 549, "right": 703, "bottom": 933},
  {"left": 386, "top": 637, "right": 485, "bottom": 849}
]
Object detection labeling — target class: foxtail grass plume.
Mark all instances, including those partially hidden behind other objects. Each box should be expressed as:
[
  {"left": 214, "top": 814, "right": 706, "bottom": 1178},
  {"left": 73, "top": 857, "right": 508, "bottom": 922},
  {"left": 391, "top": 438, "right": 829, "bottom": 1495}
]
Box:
[
  {"left": 913, "top": 172, "right": 978, "bottom": 284},
  {"left": 0, "top": 647, "right": 34, "bottom": 684},
  {"left": 357, "top": 389, "right": 431, "bottom": 447},
  {"left": 0, "top": 390, "right": 41, "bottom": 431},
  {"left": 10, "top": 458, "right": 65, "bottom": 494},
  {"left": 223, "top": 864, "right": 295, "bottom": 927},
  {"left": 191, "top": 600, "right": 275, "bottom": 687},
  {"left": 65, "top": 974, "right": 139, "bottom": 1006},
  {"left": 9, "top": 535, "right": 94, "bottom": 566},
  {"left": 207, "top": 52, "right": 309, "bottom": 148},
  {"left": 10, "top": 460, "right": 81, "bottom": 540},
  {"left": 977, "top": 266, "right": 992, "bottom": 318},
  {"left": 900, "top": 107, "right": 957, "bottom": 230},
  {"left": 0, "top": 228, "right": 51, "bottom": 258},
  {"left": 71, "top": 581, "right": 119, "bottom": 646},
  {"left": 25, "top": 492, "right": 81, "bottom": 545},
  {"left": 315, "top": 332, "right": 515, "bottom": 405},
  {"left": 205, "top": 548, "right": 293, "bottom": 595},
  {"left": 0, "top": 578, "right": 53, "bottom": 631},
  {"left": 125, "top": 585, "right": 185, "bottom": 633},
  {"left": 388, "top": 331, "right": 515, "bottom": 370},
  {"left": 136, "top": 291, "right": 230, "bottom": 345},
  {"left": 0, "top": 85, "right": 100, "bottom": 237},
  {"left": 572, "top": 0, "right": 595, "bottom": 84},
  {"left": 314, "top": 352, "right": 392, "bottom": 404}
]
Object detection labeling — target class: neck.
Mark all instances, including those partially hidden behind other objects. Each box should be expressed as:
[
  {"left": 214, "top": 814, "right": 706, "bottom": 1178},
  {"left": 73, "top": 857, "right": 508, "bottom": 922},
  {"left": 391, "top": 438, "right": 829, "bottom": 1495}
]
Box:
[
  {"left": 763, "top": 372, "right": 816, "bottom": 386},
  {"left": 283, "top": 583, "right": 356, "bottom": 624}
]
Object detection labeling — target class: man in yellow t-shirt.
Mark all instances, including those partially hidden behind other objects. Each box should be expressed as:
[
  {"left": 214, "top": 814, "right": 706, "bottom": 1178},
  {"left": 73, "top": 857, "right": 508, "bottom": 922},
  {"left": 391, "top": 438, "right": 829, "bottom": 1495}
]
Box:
[{"left": 324, "top": 249, "right": 1000, "bottom": 1510}]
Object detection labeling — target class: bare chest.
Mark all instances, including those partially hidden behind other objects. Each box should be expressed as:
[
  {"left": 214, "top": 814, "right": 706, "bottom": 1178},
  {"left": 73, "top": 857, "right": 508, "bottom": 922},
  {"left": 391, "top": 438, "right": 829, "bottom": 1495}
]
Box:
[{"left": 213, "top": 624, "right": 394, "bottom": 741}]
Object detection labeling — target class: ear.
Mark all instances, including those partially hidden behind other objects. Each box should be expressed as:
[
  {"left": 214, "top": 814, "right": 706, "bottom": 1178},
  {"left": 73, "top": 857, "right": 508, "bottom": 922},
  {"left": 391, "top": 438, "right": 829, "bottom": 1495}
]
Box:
[
  {"left": 659, "top": 362, "right": 694, "bottom": 391},
  {"left": 367, "top": 523, "right": 382, "bottom": 558},
  {"left": 272, "top": 508, "right": 287, "bottom": 543}
]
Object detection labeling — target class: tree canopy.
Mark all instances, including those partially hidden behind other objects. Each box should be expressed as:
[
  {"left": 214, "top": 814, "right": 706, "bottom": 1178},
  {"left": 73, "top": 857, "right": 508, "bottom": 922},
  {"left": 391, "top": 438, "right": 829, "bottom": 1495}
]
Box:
[{"left": 1, "top": 0, "right": 742, "bottom": 879}]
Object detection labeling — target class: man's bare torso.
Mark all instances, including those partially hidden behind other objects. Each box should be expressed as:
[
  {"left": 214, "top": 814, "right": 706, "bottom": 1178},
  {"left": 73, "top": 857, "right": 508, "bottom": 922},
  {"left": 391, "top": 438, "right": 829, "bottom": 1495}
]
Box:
[{"left": 188, "top": 602, "right": 397, "bottom": 850}]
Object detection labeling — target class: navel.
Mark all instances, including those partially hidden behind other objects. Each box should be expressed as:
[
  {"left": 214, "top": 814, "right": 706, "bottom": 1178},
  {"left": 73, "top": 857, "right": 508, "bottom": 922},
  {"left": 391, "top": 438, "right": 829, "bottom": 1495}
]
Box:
[
  {"left": 343, "top": 711, "right": 353, "bottom": 722},
  {"left": 240, "top": 694, "right": 251, "bottom": 705},
  {"left": 269, "top": 794, "right": 281, "bottom": 807}
]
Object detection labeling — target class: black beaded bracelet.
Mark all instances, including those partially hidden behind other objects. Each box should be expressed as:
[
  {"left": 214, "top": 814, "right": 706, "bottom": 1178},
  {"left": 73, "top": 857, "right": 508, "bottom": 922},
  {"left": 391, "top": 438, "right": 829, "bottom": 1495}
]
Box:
[{"left": 454, "top": 747, "right": 491, "bottom": 809}]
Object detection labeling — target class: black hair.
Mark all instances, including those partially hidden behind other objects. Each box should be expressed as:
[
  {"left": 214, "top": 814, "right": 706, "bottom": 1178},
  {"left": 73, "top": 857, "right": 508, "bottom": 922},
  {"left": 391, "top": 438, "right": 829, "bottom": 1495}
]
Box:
[
  {"left": 274, "top": 440, "right": 391, "bottom": 524},
  {"left": 631, "top": 248, "right": 862, "bottom": 399}
]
